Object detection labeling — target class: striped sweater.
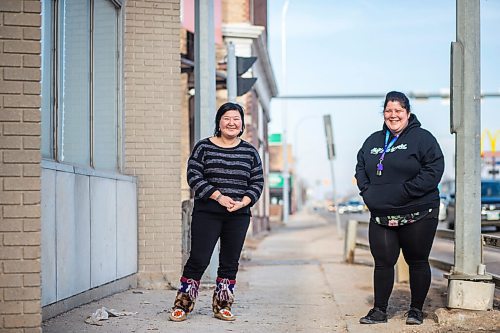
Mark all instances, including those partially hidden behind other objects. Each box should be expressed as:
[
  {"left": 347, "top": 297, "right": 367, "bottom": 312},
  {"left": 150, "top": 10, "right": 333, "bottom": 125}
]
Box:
[{"left": 187, "top": 138, "right": 264, "bottom": 215}]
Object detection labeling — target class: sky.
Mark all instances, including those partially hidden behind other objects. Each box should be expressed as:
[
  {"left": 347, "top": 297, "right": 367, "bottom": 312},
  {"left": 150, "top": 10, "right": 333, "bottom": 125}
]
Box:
[{"left": 267, "top": 0, "right": 500, "bottom": 200}]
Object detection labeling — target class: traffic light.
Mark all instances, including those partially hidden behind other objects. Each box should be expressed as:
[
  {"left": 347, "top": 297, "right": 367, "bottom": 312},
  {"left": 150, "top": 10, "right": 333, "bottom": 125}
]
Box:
[{"left": 236, "top": 56, "right": 257, "bottom": 96}]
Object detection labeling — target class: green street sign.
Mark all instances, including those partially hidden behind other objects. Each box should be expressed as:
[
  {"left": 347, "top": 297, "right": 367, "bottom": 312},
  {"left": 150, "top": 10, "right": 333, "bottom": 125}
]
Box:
[
  {"left": 269, "top": 133, "right": 282, "bottom": 144},
  {"left": 269, "top": 172, "right": 284, "bottom": 188}
]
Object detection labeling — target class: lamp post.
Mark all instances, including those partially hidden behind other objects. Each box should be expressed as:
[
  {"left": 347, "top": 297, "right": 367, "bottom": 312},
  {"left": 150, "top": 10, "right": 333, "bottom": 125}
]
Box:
[
  {"left": 292, "top": 115, "right": 321, "bottom": 210},
  {"left": 281, "top": 0, "right": 290, "bottom": 224},
  {"left": 323, "top": 115, "right": 342, "bottom": 235}
]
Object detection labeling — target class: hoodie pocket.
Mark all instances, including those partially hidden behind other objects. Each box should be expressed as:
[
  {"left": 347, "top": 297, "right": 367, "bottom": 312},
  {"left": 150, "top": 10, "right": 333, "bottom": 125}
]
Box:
[{"left": 362, "top": 183, "right": 409, "bottom": 211}]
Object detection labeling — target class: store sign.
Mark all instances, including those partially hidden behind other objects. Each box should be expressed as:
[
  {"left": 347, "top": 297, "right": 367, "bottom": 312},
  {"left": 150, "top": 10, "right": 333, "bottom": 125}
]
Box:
[
  {"left": 269, "top": 133, "right": 282, "bottom": 144},
  {"left": 269, "top": 172, "right": 284, "bottom": 188},
  {"left": 481, "top": 129, "right": 499, "bottom": 156}
]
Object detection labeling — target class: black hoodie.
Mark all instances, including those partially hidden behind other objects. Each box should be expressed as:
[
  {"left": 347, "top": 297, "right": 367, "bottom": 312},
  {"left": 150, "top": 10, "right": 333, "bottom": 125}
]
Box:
[{"left": 355, "top": 114, "right": 444, "bottom": 217}]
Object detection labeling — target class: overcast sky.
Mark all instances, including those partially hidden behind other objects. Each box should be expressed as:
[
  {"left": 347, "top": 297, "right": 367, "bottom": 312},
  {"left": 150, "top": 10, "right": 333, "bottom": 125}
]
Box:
[{"left": 267, "top": 0, "right": 500, "bottom": 200}]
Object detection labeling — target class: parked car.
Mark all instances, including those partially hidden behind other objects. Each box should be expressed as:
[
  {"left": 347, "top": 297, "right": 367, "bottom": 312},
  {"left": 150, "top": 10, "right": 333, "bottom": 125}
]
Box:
[
  {"left": 481, "top": 180, "right": 500, "bottom": 224},
  {"left": 444, "top": 179, "right": 500, "bottom": 230},
  {"left": 336, "top": 200, "right": 366, "bottom": 214}
]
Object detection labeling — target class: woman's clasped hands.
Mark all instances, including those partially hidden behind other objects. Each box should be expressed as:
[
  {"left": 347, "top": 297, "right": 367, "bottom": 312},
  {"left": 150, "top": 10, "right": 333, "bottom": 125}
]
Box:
[{"left": 217, "top": 195, "right": 246, "bottom": 212}]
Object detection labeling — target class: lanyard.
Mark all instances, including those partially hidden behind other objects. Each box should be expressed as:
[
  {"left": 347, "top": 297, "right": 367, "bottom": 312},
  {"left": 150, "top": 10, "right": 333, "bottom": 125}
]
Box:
[{"left": 376, "top": 131, "right": 399, "bottom": 176}]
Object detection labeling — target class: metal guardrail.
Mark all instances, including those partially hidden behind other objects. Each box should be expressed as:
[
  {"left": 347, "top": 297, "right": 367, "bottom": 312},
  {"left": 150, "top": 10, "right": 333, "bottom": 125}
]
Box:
[
  {"left": 483, "top": 234, "right": 500, "bottom": 249},
  {"left": 482, "top": 234, "right": 500, "bottom": 288},
  {"left": 344, "top": 219, "right": 500, "bottom": 288},
  {"left": 435, "top": 228, "right": 455, "bottom": 240},
  {"left": 344, "top": 220, "right": 409, "bottom": 283}
]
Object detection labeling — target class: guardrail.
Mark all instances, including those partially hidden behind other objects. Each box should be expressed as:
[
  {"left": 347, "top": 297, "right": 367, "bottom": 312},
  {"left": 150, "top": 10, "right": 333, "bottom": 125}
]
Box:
[
  {"left": 343, "top": 219, "right": 500, "bottom": 288},
  {"left": 482, "top": 234, "right": 500, "bottom": 288},
  {"left": 344, "top": 220, "right": 410, "bottom": 283}
]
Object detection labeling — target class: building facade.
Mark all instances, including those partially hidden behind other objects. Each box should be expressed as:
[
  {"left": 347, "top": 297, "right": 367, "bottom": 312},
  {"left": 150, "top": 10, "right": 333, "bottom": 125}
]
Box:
[
  {"left": 0, "top": 0, "right": 276, "bottom": 330},
  {"left": 0, "top": 1, "right": 43, "bottom": 331},
  {"left": 1, "top": 0, "right": 183, "bottom": 330}
]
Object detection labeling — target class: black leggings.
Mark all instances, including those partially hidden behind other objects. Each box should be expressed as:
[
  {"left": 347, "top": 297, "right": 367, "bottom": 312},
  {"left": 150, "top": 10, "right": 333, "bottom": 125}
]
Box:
[
  {"left": 183, "top": 212, "right": 250, "bottom": 281},
  {"left": 368, "top": 214, "right": 438, "bottom": 311}
]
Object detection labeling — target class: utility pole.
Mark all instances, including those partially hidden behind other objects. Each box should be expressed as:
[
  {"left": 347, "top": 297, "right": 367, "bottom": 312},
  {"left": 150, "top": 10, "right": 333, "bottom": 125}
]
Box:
[
  {"left": 281, "top": 0, "right": 290, "bottom": 224},
  {"left": 447, "top": 0, "right": 494, "bottom": 310},
  {"left": 194, "top": 0, "right": 218, "bottom": 282},
  {"left": 194, "top": 0, "right": 215, "bottom": 142},
  {"left": 323, "top": 115, "right": 341, "bottom": 235},
  {"left": 226, "top": 42, "right": 236, "bottom": 102}
]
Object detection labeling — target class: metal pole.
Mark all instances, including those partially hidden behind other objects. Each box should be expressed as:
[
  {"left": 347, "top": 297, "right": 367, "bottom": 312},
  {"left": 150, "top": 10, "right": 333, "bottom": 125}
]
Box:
[
  {"left": 226, "top": 42, "right": 236, "bottom": 102},
  {"left": 274, "top": 92, "right": 500, "bottom": 100},
  {"left": 194, "top": 0, "right": 218, "bottom": 282},
  {"left": 447, "top": 0, "right": 494, "bottom": 310},
  {"left": 194, "top": 0, "right": 215, "bottom": 142},
  {"left": 452, "top": 0, "right": 481, "bottom": 277},
  {"left": 281, "top": 0, "right": 290, "bottom": 224},
  {"left": 323, "top": 115, "right": 341, "bottom": 235},
  {"left": 328, "top": 159, "right": 342, "bottom": 234}
]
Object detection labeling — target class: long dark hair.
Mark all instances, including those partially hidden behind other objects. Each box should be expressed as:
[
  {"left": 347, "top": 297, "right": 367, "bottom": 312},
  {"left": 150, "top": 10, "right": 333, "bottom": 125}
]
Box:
[{"left": 213, "top": 102, "right": 245, "bottom": 137}]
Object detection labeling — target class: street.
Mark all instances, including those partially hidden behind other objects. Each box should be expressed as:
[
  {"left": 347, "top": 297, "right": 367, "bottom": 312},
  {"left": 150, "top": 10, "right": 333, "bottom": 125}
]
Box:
[{"left": 43, "top": 210, "right": 500, "bottom": 333}]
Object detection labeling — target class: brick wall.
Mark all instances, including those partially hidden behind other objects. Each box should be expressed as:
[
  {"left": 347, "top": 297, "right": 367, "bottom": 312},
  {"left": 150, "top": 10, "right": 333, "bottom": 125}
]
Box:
[
  {"left": 222, "top": 0, "right": 249, "bottom": 23},
  {"left": 123, "top": 0, "right": 183, "bottom": 288},
  {"left": 0, "top": 1, "right": 42, "bottom": 332}
]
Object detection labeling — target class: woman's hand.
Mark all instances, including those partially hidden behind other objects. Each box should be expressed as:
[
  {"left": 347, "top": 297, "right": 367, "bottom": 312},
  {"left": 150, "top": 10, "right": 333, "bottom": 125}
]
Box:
[
  {"left": 227, "top": 196, "right": 251, "bottom": 212},
  {"left": 227, "top": 201, "right": 246, "bottom": 212},
  {"left": 217, "top": 195, "right": 236, "bottom": 209}
]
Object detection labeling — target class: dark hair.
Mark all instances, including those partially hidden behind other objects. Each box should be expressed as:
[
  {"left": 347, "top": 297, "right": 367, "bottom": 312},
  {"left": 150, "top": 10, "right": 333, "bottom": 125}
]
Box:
[
  {"left": 383, "top": 91, "right": 411, "bottom": 113},
  {"left": 214, "top": 102, "right": 245, "bottom": 137}
]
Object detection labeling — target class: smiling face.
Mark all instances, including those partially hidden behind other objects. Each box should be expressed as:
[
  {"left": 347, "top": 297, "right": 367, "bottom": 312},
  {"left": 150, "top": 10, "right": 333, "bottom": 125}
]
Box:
[
  {"left": 219, "top": 110, "right": 242, "bottom": 139},
  {"left": 384, "top": 101, "right": 410, "bottom": 135}
]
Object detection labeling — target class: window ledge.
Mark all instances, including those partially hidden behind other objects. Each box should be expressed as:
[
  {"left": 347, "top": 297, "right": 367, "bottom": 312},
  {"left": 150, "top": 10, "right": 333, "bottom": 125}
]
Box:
[{"left": 41, "top": 159, "right": 136, "bottom": 183}]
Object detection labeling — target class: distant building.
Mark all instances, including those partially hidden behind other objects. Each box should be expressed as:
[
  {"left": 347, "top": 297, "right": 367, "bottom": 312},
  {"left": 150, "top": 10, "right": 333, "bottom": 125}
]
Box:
[{"left": 268, "top": 134, "right": 295, "bottom": 220}]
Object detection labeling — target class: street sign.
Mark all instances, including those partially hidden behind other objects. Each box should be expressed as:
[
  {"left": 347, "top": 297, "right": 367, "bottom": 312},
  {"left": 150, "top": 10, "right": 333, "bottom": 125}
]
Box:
[
  {"left": 269, "top": 133, "right": 282, "bottom": 144},
  {"left": 269, "top": 172, "right": 284, "bottom": 188},
  {"left": 323, "top": 115, "right": 335, "bottom": 160}
]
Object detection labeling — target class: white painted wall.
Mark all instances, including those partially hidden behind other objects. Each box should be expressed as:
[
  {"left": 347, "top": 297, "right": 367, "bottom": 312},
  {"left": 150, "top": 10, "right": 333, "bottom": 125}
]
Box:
[{"left": 41, "top": 166, "right": 137, "bottom": 306}]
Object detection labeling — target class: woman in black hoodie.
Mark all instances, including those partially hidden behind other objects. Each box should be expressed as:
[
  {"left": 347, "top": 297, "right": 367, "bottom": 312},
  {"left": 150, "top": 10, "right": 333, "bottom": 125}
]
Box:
[{"left": 355, "top": 91, "right": 444, "bottom": 325}]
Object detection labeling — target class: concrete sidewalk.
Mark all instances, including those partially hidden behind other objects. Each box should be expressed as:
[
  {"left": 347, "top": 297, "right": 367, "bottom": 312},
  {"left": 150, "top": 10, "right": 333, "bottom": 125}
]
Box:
[{"left": 43, "top": 211, "right": 500, "bottom": 332}]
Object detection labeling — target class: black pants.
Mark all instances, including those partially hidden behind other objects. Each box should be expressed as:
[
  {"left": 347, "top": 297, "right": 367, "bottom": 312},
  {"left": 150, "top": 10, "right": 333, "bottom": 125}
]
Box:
[
  {"left": 183, "top": 212, "right": 250, "bottom": 281},
  {"left": 369, "top": 213, "right": 438, "bottom": 311}
]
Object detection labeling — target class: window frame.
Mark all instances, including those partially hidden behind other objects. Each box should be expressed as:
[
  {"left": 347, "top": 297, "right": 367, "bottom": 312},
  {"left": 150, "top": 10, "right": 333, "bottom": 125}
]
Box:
[{"left": 41, "top": 0, "right": 124, "bottom": 174}]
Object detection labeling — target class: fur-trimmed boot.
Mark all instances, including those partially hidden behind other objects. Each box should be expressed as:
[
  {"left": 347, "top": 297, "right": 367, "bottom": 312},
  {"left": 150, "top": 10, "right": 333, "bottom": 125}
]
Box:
[
  {"left": 169, "top": 277, "right": 200, "bottom": 322},
  {"left": 212, "top": 277, "right": 236, "bottom": 321}
]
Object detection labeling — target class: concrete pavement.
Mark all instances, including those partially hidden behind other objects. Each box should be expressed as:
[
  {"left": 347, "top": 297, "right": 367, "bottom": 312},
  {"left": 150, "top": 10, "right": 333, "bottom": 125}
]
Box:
[{"left": 43, "top": 210, "right": 500, "bottom": 332}]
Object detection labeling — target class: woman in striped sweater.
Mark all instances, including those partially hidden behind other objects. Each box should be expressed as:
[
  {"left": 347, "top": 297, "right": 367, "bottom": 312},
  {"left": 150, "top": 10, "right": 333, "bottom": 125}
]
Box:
[{"left": 169, "top": 102, "right": 264, "bottom": 322}]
